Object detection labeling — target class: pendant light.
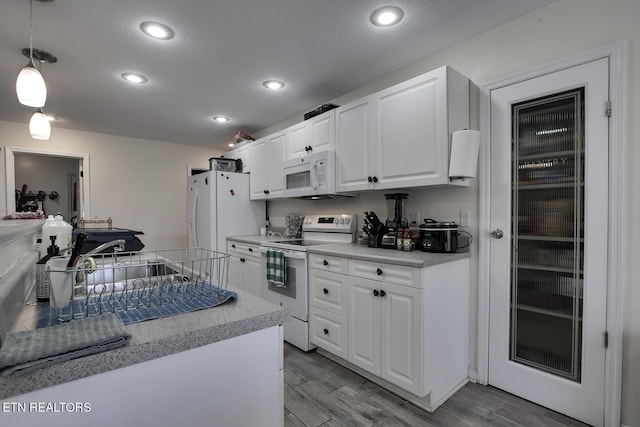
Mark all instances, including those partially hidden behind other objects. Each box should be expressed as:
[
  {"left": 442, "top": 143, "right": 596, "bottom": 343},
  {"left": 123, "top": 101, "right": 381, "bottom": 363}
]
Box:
[
  {"left": 29, "top": 108, "right": 51, "bottom": 140},
  {"left": 16, "top": 0, "right": 47, "bottom": 108}
]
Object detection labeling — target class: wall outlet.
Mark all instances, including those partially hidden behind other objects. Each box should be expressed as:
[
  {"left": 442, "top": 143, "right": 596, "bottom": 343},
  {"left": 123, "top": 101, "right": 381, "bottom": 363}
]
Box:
[{"left": 460, "top": 210, "right": 471, "bottom": 227}]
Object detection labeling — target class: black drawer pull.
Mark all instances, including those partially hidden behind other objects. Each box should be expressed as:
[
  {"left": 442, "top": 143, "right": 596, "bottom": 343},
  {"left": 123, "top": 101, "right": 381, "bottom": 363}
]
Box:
[
  {"left": 376, "top": 268, "right": 383, "bottom": 276},
  {"left": 323, "top": 288, "right": 329, "bottom": 294},
  {"left": 323, "top": 260, "right": 328, "bottom": 266},
  {"left": 323, "top": 328, "right": 329, "bottom": 335},
  {"left": 373, "top": 289, "right": 379, "bottom": 297},
  {"left": 379, "top": 290, "right": 386, "bottom": 297}
]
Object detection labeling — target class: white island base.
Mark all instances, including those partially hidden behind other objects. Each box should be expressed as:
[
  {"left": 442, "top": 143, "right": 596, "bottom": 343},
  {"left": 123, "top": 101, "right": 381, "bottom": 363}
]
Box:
[{"left": 1, "top": 325, "right": 284, "bottom": 427}]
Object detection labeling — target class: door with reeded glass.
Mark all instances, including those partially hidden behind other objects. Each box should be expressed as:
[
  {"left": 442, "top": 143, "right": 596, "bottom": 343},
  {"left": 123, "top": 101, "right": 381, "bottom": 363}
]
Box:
[{"left": 489, "top": 58, "right": 609, "bottom": 427}]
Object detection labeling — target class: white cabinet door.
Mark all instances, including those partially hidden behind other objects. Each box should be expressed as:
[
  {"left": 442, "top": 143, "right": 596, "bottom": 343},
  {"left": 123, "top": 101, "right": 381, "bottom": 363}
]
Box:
[
  {"left": 228, "top": 143, "right": 252, "bottom": 174},
  {"left": 335, "top": 96, "right": 377, "bottom": 192},
  {"left": 249, "top": 135, "right": 285, "bottom": 200},
  {"left": 375, "top": 69, "right": 446, "bottom": 188},
  {"left": 285, "top": 111, "right": 335, "bottom": 160},
  {"left": 308, "top": 110, "right": 334, "bottom": 153},
  {"left": 287, "top": 121, "right": 310, "bottom": 160},
  {"left": 228, "top": 254, "right": 246, "bottom": 291},
  {"left": 244, "top": 256, "right": 263, "bottom": 297},
  {"left": 249, "top": 139, "right": 269, "bottom": 200},
  {"left": 348, "top": 276, "right": 380, "bottom": 374},
  {"left": 267, "top": 132, "right": 285, "bottom": 198},
  {"left": 380, "top": 282, "right": 423, "bottom": 395}
]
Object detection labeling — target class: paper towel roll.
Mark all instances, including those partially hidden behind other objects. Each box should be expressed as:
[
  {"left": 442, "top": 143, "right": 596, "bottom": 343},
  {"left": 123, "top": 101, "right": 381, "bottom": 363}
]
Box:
[{"left": 449, "top": 130, "right": 481, "bottom": 179}]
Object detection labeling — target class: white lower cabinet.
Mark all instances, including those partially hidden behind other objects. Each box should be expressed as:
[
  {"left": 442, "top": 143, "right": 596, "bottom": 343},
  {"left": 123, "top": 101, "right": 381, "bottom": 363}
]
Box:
[
  {"left": 348, "top": 275, "right": 423, "bottom": 396},
  {"left": 309, "top": 253, "right": 470, "bottom": 412},
  {"left": 227, "top": 241, "right": 262, "bottom": 296}
]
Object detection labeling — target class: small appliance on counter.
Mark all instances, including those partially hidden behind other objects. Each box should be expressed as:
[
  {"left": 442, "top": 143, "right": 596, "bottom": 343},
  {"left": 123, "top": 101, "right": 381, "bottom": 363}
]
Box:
[
  {"left": 419, "top": 219, "right": 459, "bottom": 253},
  {"left": 382, "top": 193, "right": 409, "bottom": 249}
]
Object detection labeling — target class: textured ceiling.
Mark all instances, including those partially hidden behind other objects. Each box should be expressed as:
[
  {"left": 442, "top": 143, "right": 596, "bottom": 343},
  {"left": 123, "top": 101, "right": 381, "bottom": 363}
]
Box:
[{"left": 0, "top": 0, "right": 556, "bottom": 150}]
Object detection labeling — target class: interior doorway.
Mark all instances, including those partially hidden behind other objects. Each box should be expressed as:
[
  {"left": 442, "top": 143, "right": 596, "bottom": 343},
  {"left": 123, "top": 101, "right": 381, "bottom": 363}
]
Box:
[{"left": 4, "top": 147, "right": 91, "bottom": 223}]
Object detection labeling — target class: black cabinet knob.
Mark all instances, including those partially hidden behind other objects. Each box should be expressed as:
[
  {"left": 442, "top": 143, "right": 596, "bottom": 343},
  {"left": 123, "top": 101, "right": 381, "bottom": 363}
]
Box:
[
  {"left": 376, "top": 268, "right": 383, "bottom": 276},
  {"left": 263, "top": 189, "right": 268, "bottom": 194},
  {"left": 240, "top": 258, "right": 246, "bottom": 263},
  {"left": 248, "top": 247, "right": 253, "bottom": 252},
  {"left": 232, "top": 244, "right": 236, "bottom": 248},
  {"left": 323, "top": 328, "right": 329, "bottom": 335},
  {"left": 265, "top": 190, "right": 270, "bottom": 194},
  {"left": 380, "top": 290, "right": 386, "bottom": 297},
  {"left": 368, "top": 176, "right": 373, "bottom": 183},
  {"left": 308, "top": 145, "right": 313, "bottom": 151},
  {"left": 372, "top": 176, "right": 378, "bottom": 183},
  {"left": 323, "top": 288, "right": 329, "bottom": 294},
  {"left": 373, "top": 289, "right": 379, "bottom": 297},
  {"left": 323, "top": 260, "right": 328, "bottom": 266}
]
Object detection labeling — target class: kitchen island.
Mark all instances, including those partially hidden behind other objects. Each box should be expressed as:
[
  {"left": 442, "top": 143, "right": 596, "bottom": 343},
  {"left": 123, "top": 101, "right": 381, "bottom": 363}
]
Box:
[{"left": 0, "top": 227, "right": 289, "bottom": 427}]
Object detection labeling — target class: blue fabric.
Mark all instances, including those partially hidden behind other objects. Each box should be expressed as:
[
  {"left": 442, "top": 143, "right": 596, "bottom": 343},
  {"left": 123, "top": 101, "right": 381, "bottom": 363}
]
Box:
[{"left": 37, "top": 283, "right": 237, "bottom": 328}]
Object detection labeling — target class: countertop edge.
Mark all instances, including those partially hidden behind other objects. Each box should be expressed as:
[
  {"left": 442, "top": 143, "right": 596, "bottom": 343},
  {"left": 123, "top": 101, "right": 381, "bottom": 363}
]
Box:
[
  {"left": 0, "top": 291, "right": 289, "bottom": 400},
  {"left": 307, "top": 243, "right": 470, "bottom": 267}
]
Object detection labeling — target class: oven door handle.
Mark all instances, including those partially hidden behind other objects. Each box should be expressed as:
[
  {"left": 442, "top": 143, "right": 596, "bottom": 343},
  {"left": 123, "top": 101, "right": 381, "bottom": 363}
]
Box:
[{"left": 260, "top": 247, "right": 308, "bottom": 260}]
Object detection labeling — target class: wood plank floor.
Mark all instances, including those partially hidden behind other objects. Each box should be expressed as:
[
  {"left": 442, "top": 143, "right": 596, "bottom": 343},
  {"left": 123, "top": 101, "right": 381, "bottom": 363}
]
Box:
[{"left": 283, "top": 343, "right": 590, "bottom": 427}]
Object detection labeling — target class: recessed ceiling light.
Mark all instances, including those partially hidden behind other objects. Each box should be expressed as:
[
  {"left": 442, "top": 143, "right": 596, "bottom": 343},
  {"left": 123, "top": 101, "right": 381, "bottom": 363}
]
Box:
[
  {"left": 262, "top": 80, "right": 285, "bottom": 90},
  {"left": 213, "top": 116, "right": 230, "bottom": 123},
  {"left": 121, "top": 73, "right": 148, "bottom": 84},
  {"left": 140, "top": 21, "right": 175, "bottom": 40},
  {"left": 370, "top": 6, "right": 404, "bottom": 27}
]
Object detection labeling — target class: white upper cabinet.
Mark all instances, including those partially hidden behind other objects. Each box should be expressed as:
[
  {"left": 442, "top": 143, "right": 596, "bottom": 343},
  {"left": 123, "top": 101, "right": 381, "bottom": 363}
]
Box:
[
  {"left": 285, "top": 110, "right": 335, "bottom": 159},
  {"left": 249, "top": 133, "right": 285, "bottom": 200},
  {"left": 227, "top": 142, "right": 253, "bottom": 174},
  {"left": 336, "top": 66, "right": 469, "bottom": 191}
]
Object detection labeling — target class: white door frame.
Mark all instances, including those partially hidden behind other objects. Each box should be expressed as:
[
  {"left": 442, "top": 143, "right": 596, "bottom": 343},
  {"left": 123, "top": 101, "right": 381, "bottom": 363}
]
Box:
[
  {"left": 4, "top": 146, "right": 91, "bottom": 220},
  {"left": 477, "top": 40, "right": 627, "bottom": 427}
]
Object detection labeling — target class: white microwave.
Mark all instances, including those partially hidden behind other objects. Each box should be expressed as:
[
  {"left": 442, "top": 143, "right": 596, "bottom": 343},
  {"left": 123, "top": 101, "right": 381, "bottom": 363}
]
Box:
[{"left": 282, "top": 151, "right": 355, "bottom": 199}]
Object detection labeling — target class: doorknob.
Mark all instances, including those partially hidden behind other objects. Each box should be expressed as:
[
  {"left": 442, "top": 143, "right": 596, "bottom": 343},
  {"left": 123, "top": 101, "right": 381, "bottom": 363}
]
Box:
[{"left": 491, "top": 229, "right": 504, "bottom": 239}]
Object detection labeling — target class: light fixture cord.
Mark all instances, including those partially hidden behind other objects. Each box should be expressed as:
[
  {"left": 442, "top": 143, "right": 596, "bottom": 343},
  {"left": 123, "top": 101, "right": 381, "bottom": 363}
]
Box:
[{"left": 28, "top": 0, "right": 34, "bottom": 65}]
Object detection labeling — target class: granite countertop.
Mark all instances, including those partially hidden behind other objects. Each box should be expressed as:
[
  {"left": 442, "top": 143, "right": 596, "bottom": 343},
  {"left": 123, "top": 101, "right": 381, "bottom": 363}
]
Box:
[
  {"left": 0, "top": 288, "right": 289, "bottom": 400},
  {"left": 227, "top": 234, "right": 469, "bottom": 268},
  {"left": 308, "top": 243, "right": 470, "bottom": 268}
]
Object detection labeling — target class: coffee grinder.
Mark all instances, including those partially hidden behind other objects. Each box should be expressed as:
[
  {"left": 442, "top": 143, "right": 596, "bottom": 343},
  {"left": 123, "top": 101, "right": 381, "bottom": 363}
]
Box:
[{"left": 381, "top": 193, "right": 409, "bottom": 249}]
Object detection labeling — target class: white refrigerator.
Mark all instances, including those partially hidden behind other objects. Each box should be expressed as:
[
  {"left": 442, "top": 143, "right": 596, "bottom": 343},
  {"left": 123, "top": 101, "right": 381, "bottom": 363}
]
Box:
[{"left": 187, "top": 171, "right": 265, "bottom": 252}]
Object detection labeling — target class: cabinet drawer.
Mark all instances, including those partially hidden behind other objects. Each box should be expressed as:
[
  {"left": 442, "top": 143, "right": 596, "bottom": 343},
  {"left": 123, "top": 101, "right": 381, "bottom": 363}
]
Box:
[
  {"left": 309, "top": 306, "right": 348, "bottom": 359},
  {"left": 348, "top": 259, "right": 420, "bottom": 288},
  {"left": 309, "top": 254, "right": 348, "bottom": 274},
  {"left": 227, "top": 241, "right": 260, "bottom": 259},
  {"left": 309, "top": 269, "right": 348, "bottom": 317}
]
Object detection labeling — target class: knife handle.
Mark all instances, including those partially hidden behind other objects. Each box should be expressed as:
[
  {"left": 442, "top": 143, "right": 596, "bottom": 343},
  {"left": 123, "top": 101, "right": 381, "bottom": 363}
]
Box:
[{"left": 66, "top": 232, "right": 88, "bottom": 268}]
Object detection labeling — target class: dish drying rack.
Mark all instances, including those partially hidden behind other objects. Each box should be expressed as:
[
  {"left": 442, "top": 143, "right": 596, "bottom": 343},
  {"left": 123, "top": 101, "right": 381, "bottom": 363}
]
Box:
[{"left": 46, "top": 248, "right": 230, "bottom": 322}]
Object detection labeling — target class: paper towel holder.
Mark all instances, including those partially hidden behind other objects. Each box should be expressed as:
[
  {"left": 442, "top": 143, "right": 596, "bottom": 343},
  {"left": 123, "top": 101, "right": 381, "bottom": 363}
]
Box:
[{"left": 449, "top": 129, "right": 481, "bottom": 181}]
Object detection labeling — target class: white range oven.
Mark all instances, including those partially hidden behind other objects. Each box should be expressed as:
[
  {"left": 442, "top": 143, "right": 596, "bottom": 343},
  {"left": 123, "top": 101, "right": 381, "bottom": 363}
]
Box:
[{"left": 260, "top": 214, "right": 356, "bottom": 351}]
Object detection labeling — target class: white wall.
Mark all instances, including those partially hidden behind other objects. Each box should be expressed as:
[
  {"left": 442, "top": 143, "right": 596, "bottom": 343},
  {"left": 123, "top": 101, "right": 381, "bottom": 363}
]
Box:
[
  {"left": 0, "top": 122, "right": 220, "bottom": 250},
  {"left": 258, "top": 1, "right": 640, "bottom": 424}
]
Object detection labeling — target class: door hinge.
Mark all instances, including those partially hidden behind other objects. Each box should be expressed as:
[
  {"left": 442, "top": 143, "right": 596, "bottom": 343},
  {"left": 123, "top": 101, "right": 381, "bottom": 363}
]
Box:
[
  {"left": 604, "top": 331, "right": 609, "bottom": 348},
  {"left": 606, "top": 100, "right": 612, "bottom": 117}
]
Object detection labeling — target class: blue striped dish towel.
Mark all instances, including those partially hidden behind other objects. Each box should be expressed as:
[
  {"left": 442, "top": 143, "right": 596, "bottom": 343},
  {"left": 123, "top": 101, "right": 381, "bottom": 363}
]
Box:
[{"left": 266, "top": 249, "right": 286, "bottom": 288}]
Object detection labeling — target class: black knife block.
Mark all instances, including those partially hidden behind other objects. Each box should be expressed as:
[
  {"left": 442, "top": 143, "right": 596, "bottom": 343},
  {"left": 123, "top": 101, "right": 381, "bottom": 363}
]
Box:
[{"left": 368, "top": 234, "right": 384, "bottom": 248}]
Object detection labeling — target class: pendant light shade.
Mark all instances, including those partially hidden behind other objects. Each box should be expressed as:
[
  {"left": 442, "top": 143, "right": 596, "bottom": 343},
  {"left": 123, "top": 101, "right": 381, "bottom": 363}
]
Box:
[
  {"left": 29, "top": 109, "right": 51, "bottom": 140},
  {"left": 16, "top": 61, "right": 47, "bottom": 107}
]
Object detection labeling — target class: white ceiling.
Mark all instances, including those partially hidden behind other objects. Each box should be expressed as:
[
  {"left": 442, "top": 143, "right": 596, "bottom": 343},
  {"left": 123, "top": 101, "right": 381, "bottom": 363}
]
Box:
[{"left": 0, "top": 0, "right": 556, "bottom": 150}]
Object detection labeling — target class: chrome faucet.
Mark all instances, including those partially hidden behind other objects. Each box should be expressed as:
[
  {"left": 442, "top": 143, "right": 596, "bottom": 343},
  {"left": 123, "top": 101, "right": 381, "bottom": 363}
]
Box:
[{"left": 83, "top": 239, "right": 126, "bottom": 257}]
